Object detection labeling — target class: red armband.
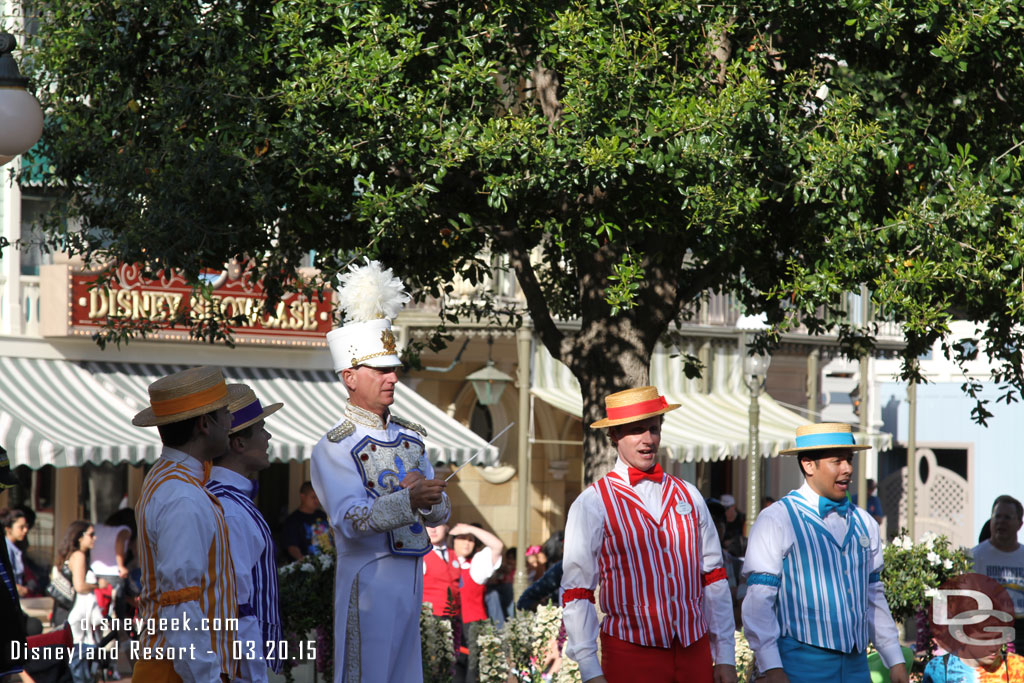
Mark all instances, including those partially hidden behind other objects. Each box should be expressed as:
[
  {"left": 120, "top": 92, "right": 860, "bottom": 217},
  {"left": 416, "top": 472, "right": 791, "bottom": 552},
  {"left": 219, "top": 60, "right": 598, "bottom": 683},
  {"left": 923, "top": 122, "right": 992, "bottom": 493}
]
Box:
[
  {"left": 702, "top": 567, "right": 727, "bottom": 585},
  {"left": 562, "top": 588, "right": 596, "bottom": 606}
]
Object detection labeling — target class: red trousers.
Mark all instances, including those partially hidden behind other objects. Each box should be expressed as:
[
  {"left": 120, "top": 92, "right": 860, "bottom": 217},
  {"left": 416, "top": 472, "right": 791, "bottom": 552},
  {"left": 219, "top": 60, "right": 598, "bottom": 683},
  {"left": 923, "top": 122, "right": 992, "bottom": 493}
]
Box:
[{"left": 600, "top": 631, "right": 713, "bottom": 683}]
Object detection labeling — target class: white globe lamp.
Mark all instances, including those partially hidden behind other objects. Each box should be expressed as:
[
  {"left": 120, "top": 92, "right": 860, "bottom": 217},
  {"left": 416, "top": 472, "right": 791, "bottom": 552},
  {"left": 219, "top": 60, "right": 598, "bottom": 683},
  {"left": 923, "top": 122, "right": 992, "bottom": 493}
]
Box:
[{"left": 0, "top": 33, "right": 44, "bottom": 158}]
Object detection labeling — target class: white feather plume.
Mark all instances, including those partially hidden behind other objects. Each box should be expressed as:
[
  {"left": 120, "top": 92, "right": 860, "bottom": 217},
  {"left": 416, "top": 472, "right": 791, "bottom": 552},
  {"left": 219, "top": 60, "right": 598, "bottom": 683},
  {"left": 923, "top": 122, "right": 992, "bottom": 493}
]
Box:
[{"left": 336, "top": 259, "right": 410, "bottom": 322}]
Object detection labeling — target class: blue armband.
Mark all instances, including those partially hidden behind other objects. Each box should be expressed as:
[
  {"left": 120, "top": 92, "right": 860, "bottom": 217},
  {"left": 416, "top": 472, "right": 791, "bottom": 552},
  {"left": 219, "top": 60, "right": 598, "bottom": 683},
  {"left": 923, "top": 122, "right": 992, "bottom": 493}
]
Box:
[{"left": 747, "top": 572, "right": 781, "bottom": 588}]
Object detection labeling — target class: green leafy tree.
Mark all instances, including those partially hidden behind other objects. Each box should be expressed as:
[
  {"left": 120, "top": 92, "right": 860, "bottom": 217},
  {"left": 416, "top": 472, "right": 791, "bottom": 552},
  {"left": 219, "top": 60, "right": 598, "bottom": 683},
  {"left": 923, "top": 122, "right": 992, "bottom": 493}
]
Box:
[{"left": 21, "top": 0, "right": 1024, "bottom": 479}]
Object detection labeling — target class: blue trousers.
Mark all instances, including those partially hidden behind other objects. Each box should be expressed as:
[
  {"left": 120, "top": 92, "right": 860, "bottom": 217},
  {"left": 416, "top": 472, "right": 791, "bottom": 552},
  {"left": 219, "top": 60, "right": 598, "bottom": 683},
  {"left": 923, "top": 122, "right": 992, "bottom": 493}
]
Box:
[{"left": 777, "top": 636, "right": 870, "bottom": 683}]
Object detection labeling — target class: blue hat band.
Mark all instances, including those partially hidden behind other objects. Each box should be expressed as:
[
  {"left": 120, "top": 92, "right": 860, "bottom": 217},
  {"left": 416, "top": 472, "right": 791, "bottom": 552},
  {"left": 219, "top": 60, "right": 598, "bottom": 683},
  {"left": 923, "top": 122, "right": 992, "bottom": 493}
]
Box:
[{"left": 795, "top": 432, "right": 856, "bottom": 449}]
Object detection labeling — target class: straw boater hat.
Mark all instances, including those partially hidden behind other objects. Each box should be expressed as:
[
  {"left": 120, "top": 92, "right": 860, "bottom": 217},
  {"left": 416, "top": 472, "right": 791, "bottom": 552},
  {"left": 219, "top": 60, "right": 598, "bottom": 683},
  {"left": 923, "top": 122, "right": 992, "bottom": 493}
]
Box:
[
  {"left": 778, "top": 422, "right": 871, "bottom": 456},
  {"left": 226, "top": 384, "right": 282, "bottom": 434},
  {"left": 326, "top": 259, "right": 409, "bottom": 373},
  {"left": 132, "top": 366, "right": 232, "bottom": 427},
  {"left": 590, "top": 386, "right": 680, "bottom": 429}
]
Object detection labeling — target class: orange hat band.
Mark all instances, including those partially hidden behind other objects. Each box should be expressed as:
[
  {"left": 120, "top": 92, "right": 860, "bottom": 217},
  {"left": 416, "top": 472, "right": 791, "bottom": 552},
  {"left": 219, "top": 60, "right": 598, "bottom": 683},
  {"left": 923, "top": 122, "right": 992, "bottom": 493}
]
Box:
[
  {"left": 150, "top": 383, "right": 228, "bottom": 417},
  {"left": 606, "top": 396, "right": 668, "bottom": 421}
]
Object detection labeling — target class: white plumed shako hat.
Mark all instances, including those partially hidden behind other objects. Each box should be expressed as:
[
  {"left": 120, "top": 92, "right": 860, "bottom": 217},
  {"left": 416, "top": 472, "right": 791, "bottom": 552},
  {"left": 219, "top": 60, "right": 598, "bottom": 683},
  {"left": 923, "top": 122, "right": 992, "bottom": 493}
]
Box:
[{"left": 326, "top": 259, "right": 409, "bottom": 372}]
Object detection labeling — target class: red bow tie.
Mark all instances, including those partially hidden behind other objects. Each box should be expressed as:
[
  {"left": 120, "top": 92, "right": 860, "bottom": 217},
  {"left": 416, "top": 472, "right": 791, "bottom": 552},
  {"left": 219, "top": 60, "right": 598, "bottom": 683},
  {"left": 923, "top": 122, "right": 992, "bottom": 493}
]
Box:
[{"left": 628, "top": 463, "right": 664, "bottom": 487}]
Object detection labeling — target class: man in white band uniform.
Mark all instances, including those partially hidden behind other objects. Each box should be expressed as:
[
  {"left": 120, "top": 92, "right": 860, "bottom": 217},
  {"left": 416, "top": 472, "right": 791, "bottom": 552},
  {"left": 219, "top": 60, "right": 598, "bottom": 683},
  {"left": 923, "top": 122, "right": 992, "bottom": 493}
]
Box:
[
  {"left": 741, "top": 422, "right": 908, "bottom": 683},
  {"left": 561, "top": 386, "right": 737, "bottom": 683},
  {"left": 311, "top": 260, "right": 450, "bottom": 682}
]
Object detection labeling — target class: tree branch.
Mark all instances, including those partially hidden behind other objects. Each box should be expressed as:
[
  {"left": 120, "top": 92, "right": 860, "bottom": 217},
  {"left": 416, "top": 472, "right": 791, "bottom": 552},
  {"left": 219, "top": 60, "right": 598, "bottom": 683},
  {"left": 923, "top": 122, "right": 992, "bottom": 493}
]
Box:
[{"left": 492, "top": 225, "right": 564, "bottom": 356}]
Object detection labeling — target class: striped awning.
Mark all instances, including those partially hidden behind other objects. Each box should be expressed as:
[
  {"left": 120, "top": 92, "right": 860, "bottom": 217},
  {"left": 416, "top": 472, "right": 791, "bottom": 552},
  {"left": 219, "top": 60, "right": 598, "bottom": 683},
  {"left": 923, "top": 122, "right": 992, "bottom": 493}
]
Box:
[
  {"left": 0, "top": 357, "right": 498, "bottom": 469},
  {"left": 532, "top": 340, "right": 891, "bottom": 462},
  {"left": 0, "top": 356, "right": 163, "bottom": 468}
]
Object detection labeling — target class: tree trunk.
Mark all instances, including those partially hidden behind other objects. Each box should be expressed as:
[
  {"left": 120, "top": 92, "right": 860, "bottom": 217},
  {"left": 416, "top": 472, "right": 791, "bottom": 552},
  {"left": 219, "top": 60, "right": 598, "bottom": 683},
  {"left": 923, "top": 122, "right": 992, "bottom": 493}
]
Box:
[{"left": 565, "top": 316, "right": 666, "bottom": 484}]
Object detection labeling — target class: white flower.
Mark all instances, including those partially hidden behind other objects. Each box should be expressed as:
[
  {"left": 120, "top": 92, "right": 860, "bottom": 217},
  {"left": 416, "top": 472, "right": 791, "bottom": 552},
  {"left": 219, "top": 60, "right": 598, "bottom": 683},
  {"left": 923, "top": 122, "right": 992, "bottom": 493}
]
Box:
[
  {"left": 927, "top": 551, "right": 941, "bottom": 565},
  {"left": 944, "top": 558, "right": 953, "bottom": 570},
  {"left": 921, "top": 532, "right": 938, "bottom": 549},
  {"left": 300, "top": 562, "right": 315, "bottom": 573},
  {"left": 893, "top": 535, "right": 910, "bottom": 550},
  {"left": 924, "top": 587, "right": 940, "bottom": 599}
]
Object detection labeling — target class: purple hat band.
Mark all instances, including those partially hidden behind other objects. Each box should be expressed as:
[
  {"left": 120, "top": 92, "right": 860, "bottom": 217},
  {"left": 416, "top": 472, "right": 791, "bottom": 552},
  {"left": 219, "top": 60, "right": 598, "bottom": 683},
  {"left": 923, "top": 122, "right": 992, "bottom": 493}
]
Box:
[{"left": 231, "top": 399, "right": 265, "bottom": 429}]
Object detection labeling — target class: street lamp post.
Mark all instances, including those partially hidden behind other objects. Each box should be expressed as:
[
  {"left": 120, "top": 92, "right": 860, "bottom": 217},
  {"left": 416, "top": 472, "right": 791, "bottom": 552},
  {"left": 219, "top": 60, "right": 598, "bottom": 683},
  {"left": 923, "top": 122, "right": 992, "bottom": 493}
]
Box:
[
  {"left": 743, "top": 347, "right": 771, "bottom": 536},
  {"left": 466, "top": 337, "right": 515, "bottom": 407},
  {"left": 0, "top": 32, "right": 44, "bottom": 160}
]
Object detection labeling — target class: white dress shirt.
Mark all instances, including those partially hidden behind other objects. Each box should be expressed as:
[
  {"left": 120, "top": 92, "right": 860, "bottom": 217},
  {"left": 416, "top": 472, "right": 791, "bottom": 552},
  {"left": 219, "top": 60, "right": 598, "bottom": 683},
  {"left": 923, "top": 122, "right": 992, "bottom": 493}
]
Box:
[
  {"left": 561, "top": 458, "right": 736, "bottom": 682},
  {"left": 741, "top": 481, "right": 904, "bottom": 673},
  {"left": 455, "top": 546, "right": 502, "bottom": 585}
]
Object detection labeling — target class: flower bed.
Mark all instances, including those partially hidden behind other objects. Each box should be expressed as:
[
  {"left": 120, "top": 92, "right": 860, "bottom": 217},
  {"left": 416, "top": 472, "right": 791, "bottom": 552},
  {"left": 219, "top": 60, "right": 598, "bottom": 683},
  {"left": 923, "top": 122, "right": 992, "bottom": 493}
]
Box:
[{"left": 277, "top": 551, "right": 336, "bottom": 682}]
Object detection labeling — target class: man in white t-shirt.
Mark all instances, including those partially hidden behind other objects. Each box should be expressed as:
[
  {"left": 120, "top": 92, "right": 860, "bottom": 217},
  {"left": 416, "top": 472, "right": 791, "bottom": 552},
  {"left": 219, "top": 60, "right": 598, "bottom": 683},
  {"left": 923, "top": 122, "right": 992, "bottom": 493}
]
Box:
[{"left": 971, "top": 494, "right": 1024, "bottom": 652}]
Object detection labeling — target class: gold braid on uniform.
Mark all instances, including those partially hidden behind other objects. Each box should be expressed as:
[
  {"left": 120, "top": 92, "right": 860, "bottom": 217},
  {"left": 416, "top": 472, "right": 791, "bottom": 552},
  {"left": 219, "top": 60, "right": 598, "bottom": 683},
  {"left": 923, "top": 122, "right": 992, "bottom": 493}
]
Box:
[
  {"left": 390, "top": 414, "right": 427, "bottom": 437},
  {"left": 327, "top": 421, "right": 356, "bottom": 442}
]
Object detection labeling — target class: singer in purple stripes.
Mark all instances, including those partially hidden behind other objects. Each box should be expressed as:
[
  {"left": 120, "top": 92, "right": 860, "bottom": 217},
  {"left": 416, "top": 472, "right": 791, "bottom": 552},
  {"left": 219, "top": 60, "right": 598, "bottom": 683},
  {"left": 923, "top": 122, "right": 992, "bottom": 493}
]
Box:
[{"left": 206, "top": 384, "right": 285, "bottom": 682}]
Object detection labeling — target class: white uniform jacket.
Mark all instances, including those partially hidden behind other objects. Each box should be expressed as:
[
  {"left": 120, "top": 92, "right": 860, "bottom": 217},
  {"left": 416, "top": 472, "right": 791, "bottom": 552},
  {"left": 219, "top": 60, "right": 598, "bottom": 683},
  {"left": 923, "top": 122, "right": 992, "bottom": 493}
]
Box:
[{"left": 311, "top": 403, "right": 450, "bottom": 683}]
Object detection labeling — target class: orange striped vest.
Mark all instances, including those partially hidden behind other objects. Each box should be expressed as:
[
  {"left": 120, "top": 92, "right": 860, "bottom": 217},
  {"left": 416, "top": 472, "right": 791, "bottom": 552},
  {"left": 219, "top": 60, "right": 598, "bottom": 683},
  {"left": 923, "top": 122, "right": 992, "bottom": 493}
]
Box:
[{"left": 136, "top": 456, "right": 238, "bottom": 678}]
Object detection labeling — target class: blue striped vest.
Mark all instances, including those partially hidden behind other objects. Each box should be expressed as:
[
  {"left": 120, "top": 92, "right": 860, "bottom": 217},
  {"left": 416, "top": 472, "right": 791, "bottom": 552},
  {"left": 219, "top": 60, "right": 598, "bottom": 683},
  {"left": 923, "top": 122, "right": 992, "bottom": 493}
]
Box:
[
  {"left": 776, "top": 491, "right": 873, "bottom": 653},
  {"left": 207, "top": 481, "right": 284, "bottom": 673}
]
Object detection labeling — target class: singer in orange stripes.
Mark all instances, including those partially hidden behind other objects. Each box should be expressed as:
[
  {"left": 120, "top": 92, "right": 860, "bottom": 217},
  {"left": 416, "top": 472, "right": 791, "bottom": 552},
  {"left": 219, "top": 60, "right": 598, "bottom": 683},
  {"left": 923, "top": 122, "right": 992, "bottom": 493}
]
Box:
[
  {"left": 131, "top": 366, "right": 239, "bottom": 682},
  {"left": 561, "top": 386, "right": 737, "bottom": 683}
]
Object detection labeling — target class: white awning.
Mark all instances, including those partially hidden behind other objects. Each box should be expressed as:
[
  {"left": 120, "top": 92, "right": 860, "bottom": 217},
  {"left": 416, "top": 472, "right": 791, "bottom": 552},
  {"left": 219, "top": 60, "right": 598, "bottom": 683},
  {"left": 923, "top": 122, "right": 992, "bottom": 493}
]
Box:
[
  {"left": 531, "top": 340, "right": 891, "bottom": 462},
  {"left": 0, "top": 356, "right": 162, "bottom": 468},
  {"left": 0, "top": 357, "right": 497, "bottom": 468}
]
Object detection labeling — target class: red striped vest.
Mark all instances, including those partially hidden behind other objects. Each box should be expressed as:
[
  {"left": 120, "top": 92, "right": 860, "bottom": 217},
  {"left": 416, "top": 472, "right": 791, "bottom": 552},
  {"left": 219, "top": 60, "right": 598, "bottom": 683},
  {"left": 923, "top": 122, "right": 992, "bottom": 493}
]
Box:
[
  {"left": 423, "top": 548, "right": 462, "bottom": 617},
  {"left": 459, "top": 563, "right": 488, "bottom": 623},
  {"left": 595, "top": 472, "right": 707, "bottom": 648}
]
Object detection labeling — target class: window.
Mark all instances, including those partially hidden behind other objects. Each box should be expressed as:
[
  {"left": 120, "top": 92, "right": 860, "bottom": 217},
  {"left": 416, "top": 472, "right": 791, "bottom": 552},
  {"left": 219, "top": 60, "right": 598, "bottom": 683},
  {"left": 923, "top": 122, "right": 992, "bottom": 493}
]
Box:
[{"left": 469, "top": 401, "right": 493, "bottom": 442}]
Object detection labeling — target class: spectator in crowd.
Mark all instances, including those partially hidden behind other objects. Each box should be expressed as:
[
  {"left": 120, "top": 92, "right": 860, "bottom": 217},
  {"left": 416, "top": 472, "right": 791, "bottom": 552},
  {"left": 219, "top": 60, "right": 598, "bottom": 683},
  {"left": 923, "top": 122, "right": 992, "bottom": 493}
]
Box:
[
  {"left": 281, "top": 481, "right": 331, "bottom": 561},
  {"left": 721, "top": 494, "right": 744, "bottom": 534},
  {"left": 525, "top": 544, "right": 545, "bottom": 582},
  {"left": 424, "top": 523, "right": 462, "bottom": 619},
  {"left": 720, "top": 493, "right": 746, "bottom": 558},
  {"left": 922, "top": 645, "right": 1024, "bottom": 682},
  {"left": 90, "top": 508, "right": 137, "bottom": 626},
  {"left": 706, "top": 500, "right": 743, "bottom": 627},
  {"left": 852, "top": 479, "right": 885, "bottom": 526},
  {"left": 971, "top": 494, "right": 1024, "bottom": 654},
  {"left": 1, "top": 446, "right": 27, "bottom": 681},
  {"left": 10, "top": 504, "right": 47, "bottom": 598},
  {"left": 90, "top": 509, "right": 136, "bottom": 588},
  {"left": 865, "top": 479, "right": 884, "bottom": 525},
  {"left": 517, "top": 532, "right": 566, "bottom": 612},
  {"left": 484, "top": 547, "right": 516, "bottom": 627},
  {"left": 761, "top": 496, "right": 776, "bottom": 510},
  {"left": 451, "top": 523, "right": 504, "bottom": 683},
  {"left": 57, "top": 520, "right": 103, "bottom": 683},
  {"left": 2, "top": 507, "right": 30, "bottom": 598}
]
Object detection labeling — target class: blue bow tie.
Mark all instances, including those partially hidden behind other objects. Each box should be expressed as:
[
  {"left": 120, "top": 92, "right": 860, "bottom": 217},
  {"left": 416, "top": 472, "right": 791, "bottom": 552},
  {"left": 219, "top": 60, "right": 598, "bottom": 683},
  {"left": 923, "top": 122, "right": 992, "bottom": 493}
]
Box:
[{"left": 819, "top": 496, "right": 850, "bottom": 518}]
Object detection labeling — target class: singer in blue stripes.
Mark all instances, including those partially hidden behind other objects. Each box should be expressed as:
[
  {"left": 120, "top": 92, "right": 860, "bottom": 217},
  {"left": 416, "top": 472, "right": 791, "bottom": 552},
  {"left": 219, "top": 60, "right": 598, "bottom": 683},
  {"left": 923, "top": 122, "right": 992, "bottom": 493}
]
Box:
[
  {"left": 741, "top": 423, "right": 908, "bottom": 683},
  {"left": 207, "top": 384, "right": 285, "bottom": 682}
]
